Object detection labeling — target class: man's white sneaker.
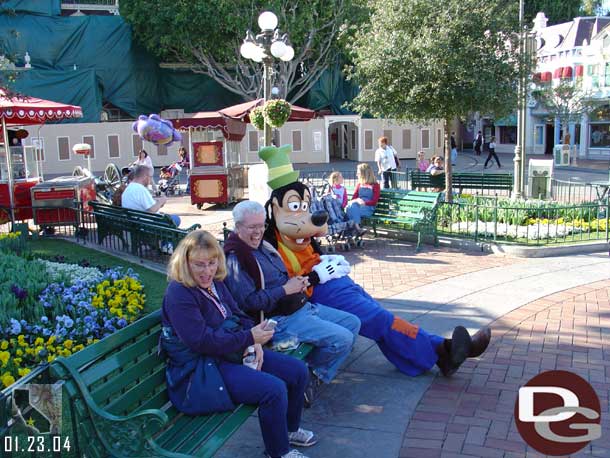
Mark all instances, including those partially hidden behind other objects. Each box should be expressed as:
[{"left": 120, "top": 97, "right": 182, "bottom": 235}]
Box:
[
  {"left": 288, "top": 428, "right": 318, "bottom": 447},
  {"left": 282, "top": 450, "right": 309, "bottom": 458}
]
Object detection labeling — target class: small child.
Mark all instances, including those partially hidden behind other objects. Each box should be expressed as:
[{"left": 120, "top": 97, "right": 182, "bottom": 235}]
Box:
[
  {"left": 328, "top": 171, "right": 348, "bottom": 209},
  {"left": 417, "top": 151, "right": 429, "bottom": 172}
]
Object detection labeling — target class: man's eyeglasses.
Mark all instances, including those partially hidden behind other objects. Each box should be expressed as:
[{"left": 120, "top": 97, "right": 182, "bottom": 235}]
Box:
[{"left": 239, "top": 223, "right": 268, "bottom": 232}]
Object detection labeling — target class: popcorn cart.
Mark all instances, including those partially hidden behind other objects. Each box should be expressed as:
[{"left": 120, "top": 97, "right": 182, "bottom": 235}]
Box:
[
  {"left": 173, "top": 112, "right": 248, "bottom": 209},
  {"left": 30, "top": 175, "right": 96, "bottom": 228}
]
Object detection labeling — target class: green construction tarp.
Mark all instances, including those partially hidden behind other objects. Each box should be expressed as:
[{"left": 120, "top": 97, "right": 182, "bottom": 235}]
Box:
[
  {"left": 306, "top": 61, "right": 359, "bottom": 115},
  {"left": 11, "top": 68, "right": 102, "bottom": 123},
  {"left": 1, "top": 0, "right": 60, "bottom": 16},
  {"left": 0, "top": 14, "right": 249, "bottom": 122}
]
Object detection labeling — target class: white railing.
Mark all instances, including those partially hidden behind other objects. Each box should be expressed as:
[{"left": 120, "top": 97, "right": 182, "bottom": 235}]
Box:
[{"left": 61, "top": 1, "right": 119, "bottom": 14}]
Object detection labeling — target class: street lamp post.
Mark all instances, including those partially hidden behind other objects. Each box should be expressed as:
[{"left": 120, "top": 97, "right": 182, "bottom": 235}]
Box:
[
  {"left": 513, "top": 0, "right": 536, "bottom": 199},
  {"left": 240, "top": 11, "right": 294, "bottom": 147}
]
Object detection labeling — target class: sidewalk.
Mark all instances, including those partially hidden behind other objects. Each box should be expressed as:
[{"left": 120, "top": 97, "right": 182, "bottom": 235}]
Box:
[
  {"left": 212, "top": 239, "right": 610, "bottom": 458},
  {"left": 401, "top": 279, "right": 610, "bottom": 458}
]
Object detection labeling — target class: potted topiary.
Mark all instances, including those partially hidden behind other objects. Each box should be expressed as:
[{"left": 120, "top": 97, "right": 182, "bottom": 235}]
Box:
[
  {"left": 250, "top": 106, "right": 266, "bottom": 131},
  {"left": 263, "top": 99, "right": 291, "bottom": 128}
]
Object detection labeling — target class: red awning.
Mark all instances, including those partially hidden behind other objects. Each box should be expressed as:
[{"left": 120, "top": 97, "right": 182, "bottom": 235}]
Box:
[
  {"left": 219, "top": 98, "right": 316, "bottom": 123},
  {"left": 575, "top": 65, "right": 584, "bottom": 77},
  {"left": 0, "top": 88, "right": 83, "bottom": 126},
  {"left": 561, "top": 66, "right": 573, "bottom": 79},
  {"left": 172, "top": 112, "right": 247, "bottom": 142},
  {"left": 541, "top": 71, "right": 552, "bottom": 82},
  {"left": 553, "top": 68, "right": 563, "bottom": 79}
]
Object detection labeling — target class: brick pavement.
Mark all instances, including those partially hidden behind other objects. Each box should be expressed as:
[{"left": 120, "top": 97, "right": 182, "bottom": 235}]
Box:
[{"left": 400, "top": 279, "right": 610, "bottom": 458}]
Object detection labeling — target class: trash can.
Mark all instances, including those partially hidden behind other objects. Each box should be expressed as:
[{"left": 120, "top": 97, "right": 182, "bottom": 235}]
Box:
[
  {"left": 528, "top": 159, "right": 554, "bottom": 199},
  {"left": 553, "top": 144, "right": 570, "bottom": 167}
]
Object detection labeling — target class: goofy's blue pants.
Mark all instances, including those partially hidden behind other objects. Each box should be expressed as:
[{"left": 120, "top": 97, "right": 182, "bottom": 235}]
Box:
[{"left": 311, "top": 275, "right": 444, "bottom": 376}]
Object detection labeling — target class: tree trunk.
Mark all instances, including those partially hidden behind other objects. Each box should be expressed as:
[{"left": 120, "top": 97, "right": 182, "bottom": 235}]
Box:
[{"left": 444, "top": 119, "right": 453, "bottom": 203}]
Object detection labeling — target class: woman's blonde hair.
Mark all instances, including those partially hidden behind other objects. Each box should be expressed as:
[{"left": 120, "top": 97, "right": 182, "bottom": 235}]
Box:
[
  {"left": 167, "top": 230, "right": 227, "bottom": 287},
  {"left": 357, "top": 163, "right": 376, "bottom": 185},
  {"left": 329, "top": 171, "right": 342, "bottom": 185}
]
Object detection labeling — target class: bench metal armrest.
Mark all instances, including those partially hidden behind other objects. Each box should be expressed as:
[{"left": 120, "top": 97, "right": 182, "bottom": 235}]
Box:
[{"left": 52, "top": 358, "right": 188, "bottom": 458}]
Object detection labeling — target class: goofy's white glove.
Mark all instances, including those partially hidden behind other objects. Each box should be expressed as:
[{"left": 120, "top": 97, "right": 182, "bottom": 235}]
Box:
[
  {"left": 313, "top": 258, "right": 351, "bottom": 284},
  {"left": 319, "top": 254, "right": 350, "bottom": 268}
]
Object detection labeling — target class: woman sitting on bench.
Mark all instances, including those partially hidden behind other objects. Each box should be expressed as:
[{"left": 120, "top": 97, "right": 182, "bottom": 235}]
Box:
[
  {"left": 160, "top": 230, "right": 318, "bottom": 458},
  {"left": 346, "top": 163, "right": 380, "bottom": 236}
]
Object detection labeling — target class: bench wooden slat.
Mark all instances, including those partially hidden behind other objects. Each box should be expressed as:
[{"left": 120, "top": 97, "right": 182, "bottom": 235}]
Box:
[
  {"left": 81, "top": 330, "right": 160, "bottom": 388},
  {"left": 90, "top": 351, "right": 164, "bottom": 407}
]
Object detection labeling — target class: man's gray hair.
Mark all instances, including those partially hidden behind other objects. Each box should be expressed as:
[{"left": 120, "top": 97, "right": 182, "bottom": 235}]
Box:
[
  {"left": 133, "top": 165, "right": 150, "bottom": 179},
  {"left": 233, "top": 200, "right": 266, "bottom": 224}
]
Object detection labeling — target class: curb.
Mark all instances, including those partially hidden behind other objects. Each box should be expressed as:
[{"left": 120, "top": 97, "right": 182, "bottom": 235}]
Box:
[{"left": 437, "top": 236, "right": 609, "bottom": 257}]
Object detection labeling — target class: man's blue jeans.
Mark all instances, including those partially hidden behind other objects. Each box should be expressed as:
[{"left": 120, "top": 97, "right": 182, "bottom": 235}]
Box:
[{"left": 272, "top": 302, "right": 360, "bottom": 383}]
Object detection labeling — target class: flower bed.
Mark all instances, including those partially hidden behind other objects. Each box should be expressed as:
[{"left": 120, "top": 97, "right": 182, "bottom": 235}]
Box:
[
  {"left": 438, "top": 196, "right": 609, "bottom": 241},
  {"left": 0, "top": 252, "right": 145, "bottom": 387},
  {"left": 447, "top": 217, "right": 607, "bottom": 241}
]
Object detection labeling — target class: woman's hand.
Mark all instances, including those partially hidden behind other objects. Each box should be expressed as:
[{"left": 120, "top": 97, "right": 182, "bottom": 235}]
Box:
[
  {"left": 352, "top": 198, "right": 365, "bottom": 206},
  {"left": 250, "top": 321, "right": 274, "bottom": 345},
  {"left": 254, "top": 343, "right": 264, "bottom": 370},
  {"left": 283, "top": 276, "right": 309, "bottom": 295}
]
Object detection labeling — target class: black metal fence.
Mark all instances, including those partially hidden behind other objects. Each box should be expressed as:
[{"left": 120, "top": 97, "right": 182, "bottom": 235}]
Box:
[
  {"left": 0, "top": 204, "right": 178, "bottom": 264},
  {"left": 437, "top": 195, "right": 609, "bottom": 245}
]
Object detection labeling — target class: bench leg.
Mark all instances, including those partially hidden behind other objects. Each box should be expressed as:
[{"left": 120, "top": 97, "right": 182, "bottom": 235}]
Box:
[
  {"left": 415, "top": 231, "right": 421, "bottom": 252},
  {"left": 372, "top": 223, "right": 378, "bottom": 237}
]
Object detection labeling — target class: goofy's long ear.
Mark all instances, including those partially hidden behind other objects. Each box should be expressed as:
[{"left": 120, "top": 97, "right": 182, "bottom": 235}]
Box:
[
  {"left": 310, "top": 238, "right": 323, "bottom": 255},
  {"left": 263, "top": 198, "right": 278, "bottom": 248}
]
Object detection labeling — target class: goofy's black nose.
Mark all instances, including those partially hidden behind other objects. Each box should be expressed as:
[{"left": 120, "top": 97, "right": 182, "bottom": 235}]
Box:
[{"left": 311, "top": 210, "right": 328, "bottom": 227}]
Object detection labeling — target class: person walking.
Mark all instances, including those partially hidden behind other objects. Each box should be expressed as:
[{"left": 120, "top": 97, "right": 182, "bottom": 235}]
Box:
[
  {"left": 484, "top": 136, "right": 501, "bottom": 169},
  {"left": 375, "top": 136, "right": 397, "bottom": 189},
  {"left": 473, "top": 131, "right": 483, "bottom": 156},
  {"left": 450, "top": 132, "right": 458, "bottom": 166}
]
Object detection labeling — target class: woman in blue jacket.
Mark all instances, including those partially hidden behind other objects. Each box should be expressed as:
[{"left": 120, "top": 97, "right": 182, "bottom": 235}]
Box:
[{"left": 161, "top": 230, "right": 317, "bottom": 458}]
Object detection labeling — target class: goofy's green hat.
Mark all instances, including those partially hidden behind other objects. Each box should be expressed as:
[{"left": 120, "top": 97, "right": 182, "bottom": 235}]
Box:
[{"left": 259, "top": 144, "right": 300, "bottom": 190}]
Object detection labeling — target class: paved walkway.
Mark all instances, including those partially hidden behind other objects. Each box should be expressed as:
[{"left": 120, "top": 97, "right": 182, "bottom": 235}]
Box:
[
  {"left": 401, "top": 280, "right": 610, "bottom": 458},
  {"left": 211, "top": 236, "right": 610, "bottom": 458}
]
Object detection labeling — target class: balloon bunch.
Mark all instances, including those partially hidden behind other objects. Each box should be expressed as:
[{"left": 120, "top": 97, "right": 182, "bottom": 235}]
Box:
[{"left": 132, "top": 114, "right": 182, "bottom": 146}]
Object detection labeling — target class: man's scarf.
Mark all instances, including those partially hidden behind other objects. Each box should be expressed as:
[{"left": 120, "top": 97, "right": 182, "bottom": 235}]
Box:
[{"left": 223, "top": 231, "right": 263, "bottom": 290}]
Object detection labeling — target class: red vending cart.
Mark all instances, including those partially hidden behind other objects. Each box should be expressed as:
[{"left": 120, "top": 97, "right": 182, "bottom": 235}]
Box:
[
  {"left": 173, "top": 112, "right": 247, "bottom": 209},
  {"left": 31, "top": 176, "right": 96, "bottom": 228},
  {"left": 0, "top": 146, "right": 41, "bottom": 224},
  {"left": 189, "top": 141, "right": 246, "bottom": 208}
]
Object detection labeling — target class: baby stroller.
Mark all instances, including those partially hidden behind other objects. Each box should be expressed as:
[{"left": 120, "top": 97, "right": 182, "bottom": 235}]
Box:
[
  {"left": 158, "top": 162, "right": 183, "bottom": 196},
  {"left": 308, "top": 182, "right": 364, "bottom": 252}
]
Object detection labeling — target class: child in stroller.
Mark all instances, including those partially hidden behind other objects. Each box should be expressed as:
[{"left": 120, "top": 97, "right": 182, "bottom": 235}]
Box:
[
  {"left": 158, "top": 162, "right": 182, "bottom": 196},
  {"left": 307, "top": 175, "right": 364, "bottom": 252}
]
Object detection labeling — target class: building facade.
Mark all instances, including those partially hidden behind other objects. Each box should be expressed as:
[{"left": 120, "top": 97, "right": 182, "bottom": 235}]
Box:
[{"left": 19, "top": 116, "right": 445, "bottom": 177}]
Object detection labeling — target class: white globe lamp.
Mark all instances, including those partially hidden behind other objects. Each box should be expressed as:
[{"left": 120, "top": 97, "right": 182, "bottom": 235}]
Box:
[
  {"left": 280, "top": 45, "right": 294, "bottom": 62},
  {"left": 240, "top": 40, "right": 258, "bottom": 60},
  {"left": 258, "top": 11, "right": 278, "bottom": 31},
  {"left": 270, "top": 40, "right": 287, "bottom": 59}
]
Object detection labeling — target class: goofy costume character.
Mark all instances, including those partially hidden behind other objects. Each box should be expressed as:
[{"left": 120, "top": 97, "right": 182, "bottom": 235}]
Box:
[{"left": 259, "top": 145, "right": 491, "bottom": 377}]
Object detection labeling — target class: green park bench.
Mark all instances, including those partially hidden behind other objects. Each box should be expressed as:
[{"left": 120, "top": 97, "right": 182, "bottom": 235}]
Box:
[
  {"left": 50, "top": 309, "right": 312, "bottom": 458},
  {"left": 410, "top": 171, "right": 513, "bottom": 195},
  {"left": 89, "top": 201, "right": 200, "bottom": 256},
  {"left": 362, "top": 189, "right": 442, "bottom": 251}
]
